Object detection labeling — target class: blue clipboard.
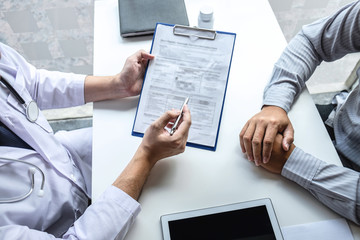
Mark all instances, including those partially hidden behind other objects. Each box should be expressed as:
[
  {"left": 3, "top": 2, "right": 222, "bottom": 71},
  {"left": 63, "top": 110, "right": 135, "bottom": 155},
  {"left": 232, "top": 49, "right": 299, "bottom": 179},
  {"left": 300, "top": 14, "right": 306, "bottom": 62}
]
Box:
[{"left": 132, "top": 23, "right": 236, "bottom": 151}]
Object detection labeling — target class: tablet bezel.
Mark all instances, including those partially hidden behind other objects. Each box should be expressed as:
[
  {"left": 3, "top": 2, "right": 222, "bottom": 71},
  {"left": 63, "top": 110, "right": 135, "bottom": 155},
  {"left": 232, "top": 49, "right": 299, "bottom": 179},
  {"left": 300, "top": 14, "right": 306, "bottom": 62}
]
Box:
[{"left": 160, "top": 198, "right": 283, "bottom": 240}]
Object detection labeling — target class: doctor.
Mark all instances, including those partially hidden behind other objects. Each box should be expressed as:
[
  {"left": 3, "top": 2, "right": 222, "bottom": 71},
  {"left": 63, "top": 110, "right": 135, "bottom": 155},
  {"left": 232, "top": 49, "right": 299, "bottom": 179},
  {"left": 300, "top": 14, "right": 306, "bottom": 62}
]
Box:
[{"left": 0, "top": 42, "right": 192, "bottom": 239}]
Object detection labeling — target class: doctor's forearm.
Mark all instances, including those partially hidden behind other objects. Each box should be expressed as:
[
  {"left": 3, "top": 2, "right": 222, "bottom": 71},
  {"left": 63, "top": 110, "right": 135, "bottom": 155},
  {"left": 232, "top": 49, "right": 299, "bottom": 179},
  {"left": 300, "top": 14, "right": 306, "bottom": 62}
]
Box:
[
  {"left": 112, "top": 148, "right": 155, "bottom": 201},
  {"left": 84, "top": 74, "right": 130, "bottom": 103}
]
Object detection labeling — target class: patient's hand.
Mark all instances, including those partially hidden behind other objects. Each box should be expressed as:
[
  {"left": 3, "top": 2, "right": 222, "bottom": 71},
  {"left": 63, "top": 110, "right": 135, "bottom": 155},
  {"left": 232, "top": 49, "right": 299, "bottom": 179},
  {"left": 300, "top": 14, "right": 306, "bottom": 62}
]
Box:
[
  {"left": 240, "top": 105, "right": 294, "bottom": 166},
  {"left": 258, "top": 134, "right": 295, "bottom": 174}
]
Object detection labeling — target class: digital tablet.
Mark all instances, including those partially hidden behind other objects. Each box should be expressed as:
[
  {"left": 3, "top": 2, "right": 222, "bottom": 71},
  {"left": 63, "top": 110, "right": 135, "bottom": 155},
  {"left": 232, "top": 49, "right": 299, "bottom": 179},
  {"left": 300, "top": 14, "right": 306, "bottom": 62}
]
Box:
[{"left": 161, "top": 198, "right": 283, "bottom": 240}]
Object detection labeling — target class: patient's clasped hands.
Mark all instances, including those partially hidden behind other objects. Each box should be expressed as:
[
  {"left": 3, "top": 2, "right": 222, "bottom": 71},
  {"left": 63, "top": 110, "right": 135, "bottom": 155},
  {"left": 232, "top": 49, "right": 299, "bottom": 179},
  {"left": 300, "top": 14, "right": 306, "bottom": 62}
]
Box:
[{"left": 239, "top": 105, "right": 295, "bottom": 173}]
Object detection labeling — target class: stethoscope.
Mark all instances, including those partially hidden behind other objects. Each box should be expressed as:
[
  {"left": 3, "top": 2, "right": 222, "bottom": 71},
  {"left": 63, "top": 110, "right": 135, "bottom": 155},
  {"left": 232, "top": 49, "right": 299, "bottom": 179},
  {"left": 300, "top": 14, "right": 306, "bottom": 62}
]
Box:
[
  {"left": 0, "top": 158, "right": 45, "bottom": 203},
  {"left": 0, "top": 76, "right": 39, "bottom": 122},
  {"left": 0, "top": 76, "right": 44, "bottom": 203}
]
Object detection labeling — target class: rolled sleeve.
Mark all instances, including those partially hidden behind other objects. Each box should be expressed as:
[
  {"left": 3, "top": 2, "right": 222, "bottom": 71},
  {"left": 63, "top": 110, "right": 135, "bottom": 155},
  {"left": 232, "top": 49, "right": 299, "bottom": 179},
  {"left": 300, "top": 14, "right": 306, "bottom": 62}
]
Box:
[
  {"left": 64, "top": 185, "right": 141, "bottom": 240},
  {"left": 34, "top": 70, "right": 86, "bottom": 109}
]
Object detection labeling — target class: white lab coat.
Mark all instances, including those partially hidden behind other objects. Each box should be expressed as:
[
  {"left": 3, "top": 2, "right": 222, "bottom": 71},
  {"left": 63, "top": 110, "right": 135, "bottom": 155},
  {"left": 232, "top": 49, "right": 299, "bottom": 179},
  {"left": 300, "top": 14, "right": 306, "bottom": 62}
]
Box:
[{"left": 0, "top": 42, "right": 140, "bottom": 239}]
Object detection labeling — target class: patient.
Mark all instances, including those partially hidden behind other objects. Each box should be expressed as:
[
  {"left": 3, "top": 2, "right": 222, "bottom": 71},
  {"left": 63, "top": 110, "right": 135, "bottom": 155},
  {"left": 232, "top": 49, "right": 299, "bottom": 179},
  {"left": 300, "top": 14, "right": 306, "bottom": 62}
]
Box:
[{"left": 240, "top": 1, "right": 360, "bottom": 224}]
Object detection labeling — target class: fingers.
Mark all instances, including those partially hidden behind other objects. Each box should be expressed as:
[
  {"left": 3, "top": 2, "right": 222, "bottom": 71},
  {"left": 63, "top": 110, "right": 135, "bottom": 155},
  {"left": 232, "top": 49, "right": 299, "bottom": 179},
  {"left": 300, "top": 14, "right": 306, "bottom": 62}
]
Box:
[
  {"left": 251, "top": 127, "right": 263, "bottom": 166},
  {"left": 140, "top": 50, "right": 154, "bottom": 61},
  {"left": 282, "top": 123, "right": 294, "bottom": 151},
  {"left": 168, "top": 105, "right": 191, "bottom": 154},
  {"left": 261, "top": 126, "right": 278, "bottom": 164},
  {"left": 152, "top": 103, "right": 191, "bottom": 137},
  {"left": 240, "top": 106, "right": 293, "bottom": 166},
  {"left": 126, "top": 50, "right": 154, "bottom": 70},
  {"left": 240, "top": 120, "right": 280, "bottom": 165},
  {"left": 155, "top": 109, "right": 180, "bottom": 129},
  {"left": 151, "top": 106, "right": 191, "bottom": 157},
  {"left": 137, "top": 50, "right": 154, "bottom": 67},
  {"left": 240, "top": 122, "right": 256, "bottom": 162},
  {"left": 173, "top": 105, "right": 191, "bottom": 136},
  {"left": 241, "top": 123, "right": 278, "bottom": 165},
  {"left": 239, "top": 122, "right": 248, "bottom": 153}
]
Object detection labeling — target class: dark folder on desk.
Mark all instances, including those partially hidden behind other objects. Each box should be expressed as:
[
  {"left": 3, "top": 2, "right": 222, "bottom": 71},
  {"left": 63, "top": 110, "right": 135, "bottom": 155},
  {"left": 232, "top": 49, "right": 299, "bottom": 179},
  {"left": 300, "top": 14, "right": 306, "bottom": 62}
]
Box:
[{"left": 118, "top": 0, "right": 189, "bottom": 37}]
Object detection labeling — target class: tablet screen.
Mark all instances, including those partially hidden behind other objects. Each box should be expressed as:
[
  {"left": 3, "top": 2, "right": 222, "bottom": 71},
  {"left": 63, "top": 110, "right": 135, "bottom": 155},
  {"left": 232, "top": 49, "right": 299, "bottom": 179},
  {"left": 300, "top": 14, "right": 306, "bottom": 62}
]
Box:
[{"left": 161, "top": 199, "right": 283, "bottom": 240}]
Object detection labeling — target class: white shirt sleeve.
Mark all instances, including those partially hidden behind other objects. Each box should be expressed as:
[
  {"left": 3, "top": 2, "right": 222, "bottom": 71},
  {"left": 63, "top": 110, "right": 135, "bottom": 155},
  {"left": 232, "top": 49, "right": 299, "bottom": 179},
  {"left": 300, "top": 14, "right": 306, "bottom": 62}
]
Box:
[
  {"left": 0, "top": 186, "right": 141, "bottom": 240},
  {"left": 0, "top": 42, "right": 87, "bottom": 110},
  {"left": 32, "top": 69, "right": 86, "bottom": 110},
  {"left": 282, "top": 147, "right": 360, "bottom": 224}
]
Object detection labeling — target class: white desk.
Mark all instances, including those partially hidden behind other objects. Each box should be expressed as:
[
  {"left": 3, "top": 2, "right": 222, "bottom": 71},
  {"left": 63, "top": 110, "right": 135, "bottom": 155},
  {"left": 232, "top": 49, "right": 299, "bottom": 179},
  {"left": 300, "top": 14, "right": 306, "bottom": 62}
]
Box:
[{"left": 93, "top": 0, "right": 360, "bottom": 239}]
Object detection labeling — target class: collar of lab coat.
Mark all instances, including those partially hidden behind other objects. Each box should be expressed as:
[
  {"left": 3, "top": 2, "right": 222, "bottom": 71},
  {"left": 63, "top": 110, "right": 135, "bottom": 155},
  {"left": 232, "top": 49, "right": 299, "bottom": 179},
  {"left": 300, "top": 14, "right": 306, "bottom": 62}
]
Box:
[{"left": 0, "top": 63, "right": 52, "bottom": 132}]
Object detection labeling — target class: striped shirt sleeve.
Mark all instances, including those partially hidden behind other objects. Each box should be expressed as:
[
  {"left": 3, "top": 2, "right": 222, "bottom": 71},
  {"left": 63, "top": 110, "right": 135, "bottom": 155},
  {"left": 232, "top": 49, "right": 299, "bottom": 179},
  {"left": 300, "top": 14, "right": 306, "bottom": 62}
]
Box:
[
  {"left": 282, "top": 147, "right": 360, "bottom": 224},
  {"left": 263, "top": 1, "right": 360, "bottom": 112}
]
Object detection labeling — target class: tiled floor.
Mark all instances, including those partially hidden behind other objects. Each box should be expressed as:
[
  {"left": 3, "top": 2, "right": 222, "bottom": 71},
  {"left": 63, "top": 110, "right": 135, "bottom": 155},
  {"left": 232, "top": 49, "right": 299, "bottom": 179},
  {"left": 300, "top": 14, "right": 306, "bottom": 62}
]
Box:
[
  {"left": 1, "top": 0, "right": 359, "bottom": 130},
  {"left": 0, "top": 0, "right": 93, "bottom": 74},
  {"left": 0, "top": 0, "right": 94, "bottom": 130}
]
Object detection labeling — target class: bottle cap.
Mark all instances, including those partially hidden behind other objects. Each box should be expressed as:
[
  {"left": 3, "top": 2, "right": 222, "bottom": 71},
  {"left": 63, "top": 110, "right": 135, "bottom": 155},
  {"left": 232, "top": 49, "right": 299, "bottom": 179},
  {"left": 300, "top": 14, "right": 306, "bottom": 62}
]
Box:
[{"left": 199, "top": 6, "right": 213, "bottom": 22}]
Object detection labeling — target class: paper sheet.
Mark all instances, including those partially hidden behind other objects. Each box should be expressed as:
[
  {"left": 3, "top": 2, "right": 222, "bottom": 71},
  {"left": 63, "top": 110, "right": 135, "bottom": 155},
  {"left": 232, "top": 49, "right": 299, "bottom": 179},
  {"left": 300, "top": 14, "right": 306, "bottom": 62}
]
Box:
[
  {"left": 281, "top": 218, "right": 353, "bottom": 240},
  {"left": 132, "top": 24, "right": 235, "bottom": 150}
]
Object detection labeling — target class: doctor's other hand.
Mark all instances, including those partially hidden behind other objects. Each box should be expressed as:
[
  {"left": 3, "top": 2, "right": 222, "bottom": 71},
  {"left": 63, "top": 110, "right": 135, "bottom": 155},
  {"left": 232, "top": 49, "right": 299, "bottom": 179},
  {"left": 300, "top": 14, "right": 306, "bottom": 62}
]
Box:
[
  {"left": 240, "top": 105, "right": 294, "bottom": 166},
  {"left": 138, "top": 105, "right": 191, "bottom": 166},
  {"left": 115, "top": 50, "right": 154, "bottom": 97},
  {"left": 257, "top": 134, "right": 295, "bottom": 174}
]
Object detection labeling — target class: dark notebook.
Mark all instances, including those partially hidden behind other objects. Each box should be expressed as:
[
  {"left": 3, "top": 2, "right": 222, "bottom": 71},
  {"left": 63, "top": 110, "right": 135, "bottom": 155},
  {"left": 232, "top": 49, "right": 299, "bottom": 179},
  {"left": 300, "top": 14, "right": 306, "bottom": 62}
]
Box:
[{"left": 118, "top": 0, "right": 189, "bottom": 37}]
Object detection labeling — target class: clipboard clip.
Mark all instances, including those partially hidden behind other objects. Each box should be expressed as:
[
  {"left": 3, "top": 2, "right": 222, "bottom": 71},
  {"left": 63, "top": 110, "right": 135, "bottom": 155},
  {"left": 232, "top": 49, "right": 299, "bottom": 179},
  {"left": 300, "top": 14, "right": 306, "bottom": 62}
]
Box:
[{"left": 173, "top": 25, "right": 216, "bottom": 40}]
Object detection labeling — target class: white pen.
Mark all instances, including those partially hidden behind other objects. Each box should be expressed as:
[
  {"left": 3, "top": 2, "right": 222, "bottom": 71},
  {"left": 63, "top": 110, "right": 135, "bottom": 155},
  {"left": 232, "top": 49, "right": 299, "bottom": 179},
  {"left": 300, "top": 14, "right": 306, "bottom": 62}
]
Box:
[{"left": 170, "top": 97, "right": 189, "bottom": 136}]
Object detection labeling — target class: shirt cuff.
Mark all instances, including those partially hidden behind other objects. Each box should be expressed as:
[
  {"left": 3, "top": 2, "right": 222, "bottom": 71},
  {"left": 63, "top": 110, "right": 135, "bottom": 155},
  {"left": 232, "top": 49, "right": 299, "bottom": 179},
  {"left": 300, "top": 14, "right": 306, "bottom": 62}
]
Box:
[
  {"left": 263, "top": 84, "right": 294, "bottom": 113},
  {"left": 281, "top": 147, "right": 322, "bottom": 189},
  {"left": 262, "top": 66, "right": 301, "bottom": 113}
]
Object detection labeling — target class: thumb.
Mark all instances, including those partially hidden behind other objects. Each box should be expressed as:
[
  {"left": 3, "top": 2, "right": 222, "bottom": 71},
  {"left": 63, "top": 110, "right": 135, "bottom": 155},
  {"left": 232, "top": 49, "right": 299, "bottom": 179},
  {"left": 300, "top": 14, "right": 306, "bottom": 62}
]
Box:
[
  {"left": 140, "top": 51, "right": 155, "bottom": 62},
  {"left": 282, "top": 124, "right": 294, "bottom": 151},
  {"left": 174, "top": 105, "right": 191, "bottom": 134},
  {"left": 155, "top": 110, "right": 180, "bottom": 128}
]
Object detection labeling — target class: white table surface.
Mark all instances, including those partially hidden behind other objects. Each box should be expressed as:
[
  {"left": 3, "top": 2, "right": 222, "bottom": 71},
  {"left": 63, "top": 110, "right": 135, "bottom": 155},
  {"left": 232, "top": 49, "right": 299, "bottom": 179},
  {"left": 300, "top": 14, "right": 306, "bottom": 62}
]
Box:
[{"left": 92, "top": 0, "right": 360, "bottom": 239}]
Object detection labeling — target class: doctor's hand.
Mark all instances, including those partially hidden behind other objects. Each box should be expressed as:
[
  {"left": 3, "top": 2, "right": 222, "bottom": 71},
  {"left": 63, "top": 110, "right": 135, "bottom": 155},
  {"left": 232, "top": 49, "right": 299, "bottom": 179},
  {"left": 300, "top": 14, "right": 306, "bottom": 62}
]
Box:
[
  {"left": 84, "top": 50, "right": 154, "bottom": 103},
  {"left": 112, "top": 106, "right": 191, "bottom": 200},
  {"left": 255, "top": 134, "right": 295, "bottom": 174},
  {"left": 115, "top": 50, "right": 154, "bottom": 97},
  {"left": 240, "top": 105, "right": 294, "bottom": 166},
  {"left": 138, "top": 105, "right": 191, "bottom": 166}
]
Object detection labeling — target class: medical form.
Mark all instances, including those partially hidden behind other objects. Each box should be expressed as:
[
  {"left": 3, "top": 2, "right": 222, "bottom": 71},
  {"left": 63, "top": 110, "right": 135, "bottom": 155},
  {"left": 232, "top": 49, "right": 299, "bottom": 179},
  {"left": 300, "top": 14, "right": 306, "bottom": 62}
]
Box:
[{"left": 132, "top": 23, "right": 236, "bottom": 151}]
